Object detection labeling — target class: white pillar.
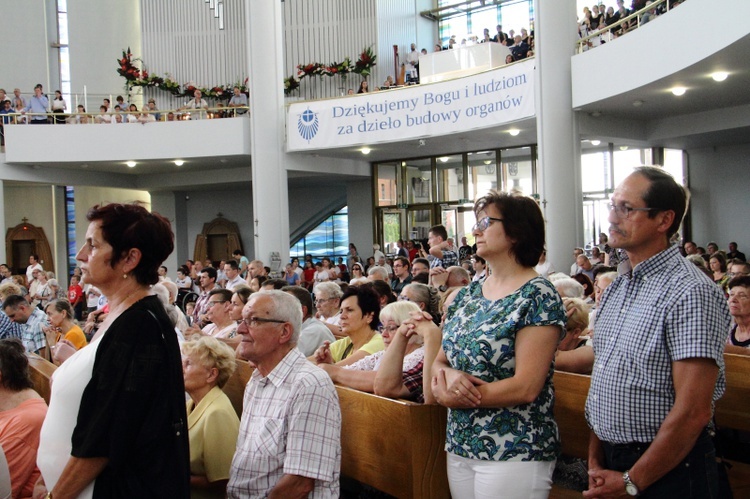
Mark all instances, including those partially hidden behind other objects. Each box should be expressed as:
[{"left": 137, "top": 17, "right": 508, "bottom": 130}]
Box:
[
  {"left": 0, "top": 180, "right": 5, "bottom": 264},
  {"left": 246, "top": 0, "right": 290, "bottom": 271},
  {"left": 533, "top": 0, "right": 583, "bottom": 272}
]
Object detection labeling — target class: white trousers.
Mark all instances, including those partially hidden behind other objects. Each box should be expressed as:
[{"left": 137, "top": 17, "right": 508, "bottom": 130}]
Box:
[{"left": 447, "top": 453, "right": 556, "bottom": 499}]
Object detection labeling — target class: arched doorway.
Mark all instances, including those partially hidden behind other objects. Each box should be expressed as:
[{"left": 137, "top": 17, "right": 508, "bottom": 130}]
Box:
[
  {"left": 5, "top": 219, "right": 54, "bottom": 278},
  {"left": 193, "top": 217, "right": 244, "bottom": 266}
]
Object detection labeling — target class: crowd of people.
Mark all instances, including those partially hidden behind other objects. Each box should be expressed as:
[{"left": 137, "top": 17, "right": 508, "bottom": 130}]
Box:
[
  {"left": 0, "top": 86, "right": 249, "bottom": 145},
  {"left": 0, "top": 164, "right": 746, "bottom": 497}
]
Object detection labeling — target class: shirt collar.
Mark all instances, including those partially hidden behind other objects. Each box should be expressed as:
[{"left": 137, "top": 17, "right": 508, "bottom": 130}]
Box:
[
  {"left": 252, "top": 347, "right": 303, "bottom": 388},
  {"left": 628, "top": 244, "right": 680, "bottom": 280}
]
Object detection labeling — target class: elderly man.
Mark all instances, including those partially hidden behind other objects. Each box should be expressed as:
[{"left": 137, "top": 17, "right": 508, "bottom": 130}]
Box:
[
  {"left": 283, "top": 285, "right": 335, "bottom": 356},
  {"left": 429, "top": 265, "right": 470, "bottom": 295},
  {"left": 367, "top": 266, "right": 389, "bottom": 282},
  {"left": 181, "top": 89, "right": 209, "bottom": 119},
  {"left": 314, "top": 282, "right": 343, "bottom": 337},
  {"left": 576, "top": 254, "right": 596, "bottom": 281},
  {"left": 227, "top": 86, "right": 248, "bottom": 115},
  {"left": 3, "top": 294, "right": 49, "bottom": 357},
  {"left": 228, "top": 290, "right": 341, "bottom": 498},
  {"left": 584, "top": 167, "right": 729, "bottom": 498}
]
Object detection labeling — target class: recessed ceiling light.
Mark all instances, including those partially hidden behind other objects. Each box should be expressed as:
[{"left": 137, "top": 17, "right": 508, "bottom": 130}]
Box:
[
  {"left": 483, "top": 160, "right": 492, "bottom": 165},
  {"left": 632, "top": 100, "right": 643, "bottom": 107},
  {"left": 81, "top": 164, "right": 89, "bottom": 169},
  {"left": 219, "top": 159, "right": 228, "bottom": 164},
  {"left": 508, "top": 129, "right": 520, "bottom": 136},
  {"left": 439, "top": 156, "right": 449, "bottom": 163},
  {"left": 126, "top": 161, "right": 137, "bottom": 168},
  {"left": 711, "top": 71, "right": 728, "bottom": 82},
  {"left": 361, "top": 147, "right": 371, "bottom": 155},
  {"left": 174, "top": 160, "right": 184, "bottom": 166},
  {"left": 619, "top": 146, "right": 629, "bottom": 151},
  {"left": 670, "top": 86, "right": 687, "bottom": 96},
  {"left": 591, "top": 140, "right": 601, "bottom": 146}
]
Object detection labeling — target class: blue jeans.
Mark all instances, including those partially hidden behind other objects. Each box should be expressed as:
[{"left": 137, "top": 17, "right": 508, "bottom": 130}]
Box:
[{"left": 601, "top": 430, "right": 718, "bottom": 498}]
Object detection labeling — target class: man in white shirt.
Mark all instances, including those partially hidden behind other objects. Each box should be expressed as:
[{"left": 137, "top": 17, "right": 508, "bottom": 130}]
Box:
[
  {"left": 224, "top": 260, "right": 245, "bottom": 291},
  {"left": 26, "top": 254, "right": 43, "bottom": 285},
  {"left": 283, "top": 286, "right": 335, "bottom": 356}
]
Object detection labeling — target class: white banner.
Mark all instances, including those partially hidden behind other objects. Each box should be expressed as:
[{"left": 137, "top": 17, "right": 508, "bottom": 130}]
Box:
[{"left": 287, "top": 59, "right": 535, "bottom": 152}]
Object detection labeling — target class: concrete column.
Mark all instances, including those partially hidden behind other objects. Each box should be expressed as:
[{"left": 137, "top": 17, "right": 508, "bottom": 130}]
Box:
[
  {"left": 533, "top": 0, "right": 583, "bottom": 272},
  {"left": 0, "top": 180, "right": 5, "bottom": 265},
  {"left": 246, "top": 0, "right": 290, "bottom": 271},
  {"left": 150, "top": 191, "right": 180, "bottom": 277}
]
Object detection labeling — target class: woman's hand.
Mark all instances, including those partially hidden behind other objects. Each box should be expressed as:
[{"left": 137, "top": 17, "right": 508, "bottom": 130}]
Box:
[
  {"left": 32, "top": 475, "right": 48, "bottom": 499},
  {"left": 432, "top": 367, "right": 486, "bottom": 408},
  {"left": 312, "top": 341, "right": 333, "bottom": 365}
]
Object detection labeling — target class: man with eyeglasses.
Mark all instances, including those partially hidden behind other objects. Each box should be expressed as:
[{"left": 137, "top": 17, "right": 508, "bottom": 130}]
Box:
[
  {"left": 390, "top": 256, "right": 413, "bottom": 294},
  {"left": 283, "top": 285, "right": 334, "bottom": 356},
  {"left": 314, "top": 282, "right": 343, "bottom": 337},
  {"left": 584, "top": 167, "right": 730, "bottom": 498},
  {"left": 228, "top": 290, "right": 341, "bottom": 498}
]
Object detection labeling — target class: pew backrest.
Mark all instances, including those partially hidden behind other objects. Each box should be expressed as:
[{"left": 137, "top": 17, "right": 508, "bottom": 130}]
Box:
[
  {"left": 27, "top": 353, "right": 56, "bottom": 404},
  {"left": 222, "top": 358, "right": 254, "bottom": 418}
]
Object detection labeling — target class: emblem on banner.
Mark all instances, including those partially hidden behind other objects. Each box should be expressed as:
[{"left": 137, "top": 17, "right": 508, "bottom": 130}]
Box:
[{"left": 297, "top": 108, "right": 319, "bottom": 142}]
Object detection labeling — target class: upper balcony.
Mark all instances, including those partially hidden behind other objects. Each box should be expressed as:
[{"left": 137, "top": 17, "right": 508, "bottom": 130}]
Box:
[{"left": 571, "top": 0, "right": 750, "bottom": 148}]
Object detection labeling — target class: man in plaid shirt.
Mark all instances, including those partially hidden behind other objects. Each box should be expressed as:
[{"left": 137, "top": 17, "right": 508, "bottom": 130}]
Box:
[
  {"left": 584, "top": 167, "right": 729, "bottom": 498},
  {"left": 228, "top": 290, "right": 341, "bottom": 498}
]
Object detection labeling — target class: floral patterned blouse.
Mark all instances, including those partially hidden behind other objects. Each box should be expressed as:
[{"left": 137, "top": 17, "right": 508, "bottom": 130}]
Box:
[{"left": 442, "top": 276, "right": 566, "bottom": 462}]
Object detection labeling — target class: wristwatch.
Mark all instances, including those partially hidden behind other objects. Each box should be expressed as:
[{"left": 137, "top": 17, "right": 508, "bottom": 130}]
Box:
[
  {"left": 438, "top": 284, "right": 448, "bottom": 292},
  {"left": 623, "top": 470, "right": 640, "bottom": 496}
]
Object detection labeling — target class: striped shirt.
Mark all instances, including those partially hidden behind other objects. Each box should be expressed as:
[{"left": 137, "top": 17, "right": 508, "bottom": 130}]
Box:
[
  {"left": 585, "top": 245, "right": 730, "bottom": 444},
  {"left": 227, "top": 348, "right": 341, "bottom": 498}
]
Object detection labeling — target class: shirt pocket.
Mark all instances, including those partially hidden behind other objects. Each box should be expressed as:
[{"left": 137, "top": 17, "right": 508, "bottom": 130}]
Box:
[{"left": 249, "top": 416, "right": 286, "bottom": 456}]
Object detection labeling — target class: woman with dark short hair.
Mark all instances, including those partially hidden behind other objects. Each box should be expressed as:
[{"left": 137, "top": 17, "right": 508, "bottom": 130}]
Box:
[
  {"left": 36, "top": 203, "right": 189, "bottom": 499},
  {"left": 311, "top": 285, "right": 384, "bottom": 367},
  {"left": 432, "top": 190, "right": 566, "bottom": 498}
]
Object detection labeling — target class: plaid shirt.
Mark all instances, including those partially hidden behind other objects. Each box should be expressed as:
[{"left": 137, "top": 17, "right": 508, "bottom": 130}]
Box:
[
  {"left": 0, "top": 311, "right": 24, "bottom": 340},
  {"left": 402, "top": 360, "right": 424, "bottom": 403},
  {"left": 22, "top": 308, "right": 49, "bottom": 354},
  {"left": 429, "top": 249, "right": 458, "bottom": 269},
  {"left": 586, "top": 245, "right": 729, "bottom": 444},
  {"left": 227, "top": 348, "right": 341, "bottom": 498}
]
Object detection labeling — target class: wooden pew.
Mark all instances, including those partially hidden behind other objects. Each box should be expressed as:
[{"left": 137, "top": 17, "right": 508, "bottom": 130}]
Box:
[
  {"left": 551, "top": 353, "right": 750, "bottom": 497},
  {"left": 336, "top": 386, "right": 449, "bottom": 499},
  {"left": 222, "top": 358, "right": 254, "bottom": 418},
  {"left": 27, "top": 353, "right": 56, "bottom": 404}
]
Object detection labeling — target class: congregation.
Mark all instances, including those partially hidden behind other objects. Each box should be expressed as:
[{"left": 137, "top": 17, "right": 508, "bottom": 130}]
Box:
[{"left": 0, "top": 164, "right": 747, "bottom": 497}]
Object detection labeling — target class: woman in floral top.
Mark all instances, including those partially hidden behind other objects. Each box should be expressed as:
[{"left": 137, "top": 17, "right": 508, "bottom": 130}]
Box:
[{"left": 432, "top": 190, "right": 566, "bottom": 498}]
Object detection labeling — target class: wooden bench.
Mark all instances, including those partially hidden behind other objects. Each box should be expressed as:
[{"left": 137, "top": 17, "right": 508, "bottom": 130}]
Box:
[
  {"left": 336, "top": 385, "right": 449, "bottom": 499},
  {"left": 27, "top": 353, "right": 56, "bottom": 404},
  {"left": 222, "top": 358, "right": 255, "bottom": 418},
  {"left": 552, "top": 353, "right": 750, "bottom": 497}
]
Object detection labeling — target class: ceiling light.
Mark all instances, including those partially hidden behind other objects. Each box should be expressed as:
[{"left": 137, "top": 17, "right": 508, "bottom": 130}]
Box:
[
  {"left": 439, "top": 156, "right": 449, "bottom": 163},
  {"left": 174, "top": 160, "right": 184, "bottom": 166},
  {"left": 508, "top": 129, "right": 520, "bottom": 136},
  {"left": 711, "top": 71, "right": 728, "bottom": 82},
  {"left": 591, "top": 140, "right": 601, "bottom": 146},
  {"left": 126, "top": 161, "right": 136, "bottom": 168},
  {"left": 670, "top": 86, "right": 686, "bottom": 96},
  {"left": 361, "top": 147, "right": 371, "bottom": 155},
  {"left": 632, "top": 100, "right": 643, "bottom": 107},
  {"left": 483, "top": 160, "right": 492, "bottom": 165},
  {"left": 619, "top": 146, "right": 629, "bottom": 151}
]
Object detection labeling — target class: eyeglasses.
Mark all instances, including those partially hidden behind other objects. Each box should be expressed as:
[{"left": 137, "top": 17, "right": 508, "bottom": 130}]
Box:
[
  {"left": 472, "top": 216, "right": 504, "bottom": 233},
  {"left": 315, "top": 297, "right": 334, "bottom": 305},
  {"left": 378, "top": 324, "right": 399, "bottom": 334},
  {"left": 243, "top": 317, "right": 287, "bottom": 328},
  {"left": 607, "top": 203, "right": 653, "bottom": 219},
  {"left": 397, "top": 295, "right": 411, "bottom": 301},
  {"left": 208, "top": 300, "right": 227, "bottom": 306}
]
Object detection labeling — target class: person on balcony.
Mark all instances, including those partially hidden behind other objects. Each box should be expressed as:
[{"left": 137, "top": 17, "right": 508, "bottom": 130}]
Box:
[
  {"left": 23, "top": 84, "right": 49, "bottom": 124},
  {"left": 181, "top": 89, "right": 209, "bottom": 120},
  {"left": 227, "top": 86, "right": 248, "bottom": 116}
]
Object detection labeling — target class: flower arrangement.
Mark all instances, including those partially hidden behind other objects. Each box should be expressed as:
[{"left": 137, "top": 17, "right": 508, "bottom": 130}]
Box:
[
  {"left": 116, "top": 49, "right": 248, "bottom": 100},
  {"left": 284, "top": 75, "right": 301, "bottom": 95},
  {"left": 352, "top": 47, "right": 377, "bottom": 77}
]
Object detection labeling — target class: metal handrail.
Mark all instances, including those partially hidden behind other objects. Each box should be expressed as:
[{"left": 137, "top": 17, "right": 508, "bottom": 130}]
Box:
[
  {"left": 0, "top": 106, "right": 250, "bottom": 125},
  {"left": 576, "top": 0, "right": 674, "bottom": 54}
]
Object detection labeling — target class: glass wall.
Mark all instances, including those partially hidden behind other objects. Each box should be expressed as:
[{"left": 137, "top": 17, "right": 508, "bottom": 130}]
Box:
[
  {"left": 438, "top": 0, "right": 533, "bottom": 46},
  {"left": 373, "top": 145, "right": 535, "bottom": 252},
  {"left": 290, "top": 207, "right": 349, "bottom": 259}
]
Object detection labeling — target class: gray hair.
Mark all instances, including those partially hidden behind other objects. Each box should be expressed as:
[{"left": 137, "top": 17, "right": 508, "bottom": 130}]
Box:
[
  {"left": 315, "top": 282, "right": 343, "bottom": 300},
  {"left": 554, "top": 278, "right": 585, "bottom": 299},
  {"left": 253, "top": 290, "right": 303, "bottom": 344},
  {"left": 402, "top": 282, "right": 441, "bottom": 320},
  {"left": 367, "top": 265, "right": 389, "bottom": 281}
]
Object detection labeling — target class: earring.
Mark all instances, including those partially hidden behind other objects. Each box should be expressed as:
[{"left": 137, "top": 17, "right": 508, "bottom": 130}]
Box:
[{"left": 123, "top": 273, "right": 128, "bottom": 279}]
